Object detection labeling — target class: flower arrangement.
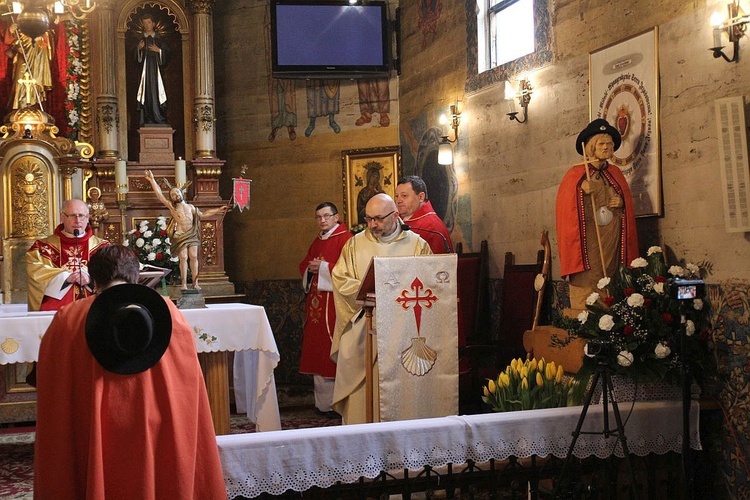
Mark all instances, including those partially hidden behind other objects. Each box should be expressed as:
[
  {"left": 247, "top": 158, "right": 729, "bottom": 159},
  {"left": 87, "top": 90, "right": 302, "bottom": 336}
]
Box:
[
  {"left": 63, "top": 18, "right": 84, "bottom": 139},
  {"left": 123, "top": 216, "right": 179, "bottom": 283},
  {"left": 481, "top": 358, "right": 574, "bottom": 412},
  {"left": 557, "top": 246, "right": 713, "bottom": 385}
]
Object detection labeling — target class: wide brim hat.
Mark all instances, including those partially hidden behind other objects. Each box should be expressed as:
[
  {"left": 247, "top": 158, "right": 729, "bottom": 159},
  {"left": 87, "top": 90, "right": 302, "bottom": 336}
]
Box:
[
  {"left": 85, "top": 283, "right": 172, "bottom": 375},
  {"left": 575, "top": 118, "right": 621, "bottom": 155}
]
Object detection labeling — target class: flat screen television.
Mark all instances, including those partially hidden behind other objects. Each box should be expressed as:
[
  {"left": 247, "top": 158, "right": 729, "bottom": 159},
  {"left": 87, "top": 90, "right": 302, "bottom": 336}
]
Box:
[{"left": 270, "top": 0, "right": 391, "bottom": 79}]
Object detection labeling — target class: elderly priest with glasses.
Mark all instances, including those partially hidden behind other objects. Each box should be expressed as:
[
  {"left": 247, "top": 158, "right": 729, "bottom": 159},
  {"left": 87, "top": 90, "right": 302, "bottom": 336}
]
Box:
[
  {"left": 26, "top": 199, "right": 110, "bottom": 312},
  {"left": 331, "top": 193, "right": 432, "bottom": 424}
]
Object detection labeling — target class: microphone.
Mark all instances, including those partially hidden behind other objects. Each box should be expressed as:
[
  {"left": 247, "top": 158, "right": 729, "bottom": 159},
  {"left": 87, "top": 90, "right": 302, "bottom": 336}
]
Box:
[
  {"left": 73, "top": 229, "right": 83, "bottom": 299},
  {"left": 401, "top": 224, "right": 451, "bottom": 254}
]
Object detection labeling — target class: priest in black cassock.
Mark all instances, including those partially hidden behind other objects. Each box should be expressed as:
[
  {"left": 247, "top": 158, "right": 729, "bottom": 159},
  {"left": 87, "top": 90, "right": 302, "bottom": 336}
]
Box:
[{"left": 134, "top": 13, "right": 169, "bottom": 125}]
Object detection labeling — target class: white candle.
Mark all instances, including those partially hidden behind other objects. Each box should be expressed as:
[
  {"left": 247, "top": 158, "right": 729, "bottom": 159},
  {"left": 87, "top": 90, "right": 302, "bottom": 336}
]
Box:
[
  {"left": 114, "top": 160, "right": 128, "bottom": 194},
  {"left": 175, "top": 158, "right": 187, "bottom": 186},
  {"left": 713, "top": 27, "right": 723, "bottom": 48}
]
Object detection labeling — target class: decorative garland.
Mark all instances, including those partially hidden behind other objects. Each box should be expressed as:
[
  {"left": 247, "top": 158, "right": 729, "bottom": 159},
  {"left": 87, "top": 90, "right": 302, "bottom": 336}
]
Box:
[{"left": 63, "top": 18, "right": 83, "bottom": 138}]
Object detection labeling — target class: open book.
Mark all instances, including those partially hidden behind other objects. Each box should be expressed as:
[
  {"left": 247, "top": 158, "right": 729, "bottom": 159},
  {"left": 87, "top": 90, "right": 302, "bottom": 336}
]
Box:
[{"left": 138, "top": 264, "right": 172, "bottom": 289}]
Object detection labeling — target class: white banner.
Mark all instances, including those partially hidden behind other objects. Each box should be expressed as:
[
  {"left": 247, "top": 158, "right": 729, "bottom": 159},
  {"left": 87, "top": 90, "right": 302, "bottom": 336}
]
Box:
[{"left": 374, "top": 254, "right": 458, "bottom": 421}]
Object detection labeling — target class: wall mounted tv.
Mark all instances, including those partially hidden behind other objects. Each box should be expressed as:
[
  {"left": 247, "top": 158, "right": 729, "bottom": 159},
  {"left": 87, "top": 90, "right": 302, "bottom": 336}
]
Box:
[{"left": 271, "top": 0, "right": 391, "bottom": 80}]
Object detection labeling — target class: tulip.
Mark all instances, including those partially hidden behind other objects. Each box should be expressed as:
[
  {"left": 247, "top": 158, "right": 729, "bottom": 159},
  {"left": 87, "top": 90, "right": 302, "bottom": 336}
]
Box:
[
  {"left": 536, "top": 372, "right": 544, "bottom": 387},
  {"left": 521, "top": 377, "right": 529, "bottom": 390},
  {"left": 483, "top": 386, "right": 489, "bottom": 397},
  {"left": 488, "top": 379, "right": 496, "bottom": 394},
  {"left": 529, "top": 358, "right": 538, "bottom": 371},
  {"left": 556, "top": 365, "right": 564, "bottom": 383},
  {"left": 500, "top": 372, "right": 510, "bottom": 387}
]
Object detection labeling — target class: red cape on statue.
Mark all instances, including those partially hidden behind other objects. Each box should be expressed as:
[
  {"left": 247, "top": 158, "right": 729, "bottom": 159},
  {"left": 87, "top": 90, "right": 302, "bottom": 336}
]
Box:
[
  {"left": 33, "top": 295, "right": 226, "bottom": 500},
  {"left": 556, "top": 162, "right": 639, "bottom": 278}
]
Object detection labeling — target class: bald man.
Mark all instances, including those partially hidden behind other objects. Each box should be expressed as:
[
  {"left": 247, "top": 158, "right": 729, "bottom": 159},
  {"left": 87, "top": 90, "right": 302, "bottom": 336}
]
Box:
[
  {"left": 26, "top": 199, "right": 110, "bottom": 311},
  {"left": 331, "top": 193, "right": 432, "bottom": 424}
]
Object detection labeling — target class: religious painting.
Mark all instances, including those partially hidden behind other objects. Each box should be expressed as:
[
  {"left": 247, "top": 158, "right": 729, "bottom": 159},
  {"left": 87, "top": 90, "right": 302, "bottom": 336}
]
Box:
[
  {"left": 589, "top": 27, "right": 662, "bottom": 217},
  {"left": 342, "top": 146, "right": 401, "bottom": 231}
]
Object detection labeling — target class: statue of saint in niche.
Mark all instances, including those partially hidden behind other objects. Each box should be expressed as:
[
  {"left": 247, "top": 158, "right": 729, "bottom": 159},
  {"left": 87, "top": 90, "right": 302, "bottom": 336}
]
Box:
[{"left": 132, "top": 12, "right": 170, "bottom": 126}]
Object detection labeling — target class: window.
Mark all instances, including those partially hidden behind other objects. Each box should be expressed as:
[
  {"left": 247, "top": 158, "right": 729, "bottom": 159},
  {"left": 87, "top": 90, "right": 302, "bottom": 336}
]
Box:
[
  {"left": 490, "top": 0, "right": 534, "bottom": 69},
  {"left": 468, "top": 0, "right": 551, "bottom": 94}
]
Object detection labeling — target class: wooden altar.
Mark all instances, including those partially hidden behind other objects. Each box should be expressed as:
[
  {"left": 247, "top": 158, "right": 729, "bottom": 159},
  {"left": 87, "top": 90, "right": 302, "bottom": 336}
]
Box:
[{"left": 0, "top": 1, "right": 234, "bottom": 423}]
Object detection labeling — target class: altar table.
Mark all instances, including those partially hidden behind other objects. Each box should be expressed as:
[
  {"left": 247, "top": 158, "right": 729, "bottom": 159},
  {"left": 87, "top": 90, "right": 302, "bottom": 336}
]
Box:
[
  {"left": 0, "top": 303, "right": 281, "bottom": 434},
  {"left": 217, "top": 400, "right": 700, "bottom": 498}
]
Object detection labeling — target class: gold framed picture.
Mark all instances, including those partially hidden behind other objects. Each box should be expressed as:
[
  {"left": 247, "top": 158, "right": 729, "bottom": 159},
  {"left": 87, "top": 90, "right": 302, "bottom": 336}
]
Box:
[
  {"left": 589, "top": 27, "right": 661, "bottom": 217},
  {"left": 341, "top": 146, "right": 401, "bottom": 230}
]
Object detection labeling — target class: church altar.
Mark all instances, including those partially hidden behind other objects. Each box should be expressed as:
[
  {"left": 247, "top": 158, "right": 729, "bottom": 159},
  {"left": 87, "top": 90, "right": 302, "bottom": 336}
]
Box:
[
  {"left": 218, "top": 400, "right": 700, "bottom": 498},
  {"left": 0, "top": 303, "right": 281, "bottom": 434}
]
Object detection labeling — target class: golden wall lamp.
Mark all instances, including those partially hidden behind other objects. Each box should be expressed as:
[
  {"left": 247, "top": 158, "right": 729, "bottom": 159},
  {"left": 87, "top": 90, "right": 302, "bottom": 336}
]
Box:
[
  {"left": 710, "top": 1, "right": 750, "bottom": 63},
  {"left": 507, "top": 78, "right": 533, "bottom": 124},
  {"left": 438, "top": 102, "right": 461, "bottom": 165}
]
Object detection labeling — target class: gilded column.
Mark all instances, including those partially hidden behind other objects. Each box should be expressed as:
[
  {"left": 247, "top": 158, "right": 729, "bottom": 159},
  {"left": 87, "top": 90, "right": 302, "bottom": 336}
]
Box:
[
  {"left": 190, "top": 0, "right": 216, "bottom": 158},
  {"left": 92, "top": 0, "right": 120, "bottom": 158}
]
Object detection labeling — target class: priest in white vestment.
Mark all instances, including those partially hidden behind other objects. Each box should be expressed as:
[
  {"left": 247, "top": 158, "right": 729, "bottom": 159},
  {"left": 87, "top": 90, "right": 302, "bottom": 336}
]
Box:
[{"left": 331, "top": 194, "right": 432, "bottom": 424}]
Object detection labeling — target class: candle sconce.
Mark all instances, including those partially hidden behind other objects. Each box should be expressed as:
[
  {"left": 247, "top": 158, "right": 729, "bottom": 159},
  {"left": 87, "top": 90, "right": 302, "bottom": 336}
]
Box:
[
  {"left": 437, "top": 101, "right": 461, "bottom": 166},
  {"left": 506, "top": 78, "right": 533, "bottom": 124},
  {"left": 710, "top": 1, "right": 750, "bottom": 63}
]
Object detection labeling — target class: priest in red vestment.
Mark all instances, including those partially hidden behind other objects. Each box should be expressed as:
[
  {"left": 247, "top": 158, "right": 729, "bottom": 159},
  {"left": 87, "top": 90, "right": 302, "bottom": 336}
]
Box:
[
  {"left": 299, "top": 202, "right": 352, "bottom": 415},
  {"left": 26, "top": 199, "right": 110, "bottom": 311},
  {"left": 34, "top": 245, "right": 226, "bottom": 500},
  {"left": 395, "top": 176, "right": 454, "bottom": 254},
  {"left": 556, "top": 119, "right": 639, "bottom": 312}
]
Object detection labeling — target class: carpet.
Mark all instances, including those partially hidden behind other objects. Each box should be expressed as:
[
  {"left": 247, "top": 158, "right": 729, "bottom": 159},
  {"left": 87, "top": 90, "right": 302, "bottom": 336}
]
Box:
[{"left": 0, "top": 406, "right": 338, "bottom": 498}]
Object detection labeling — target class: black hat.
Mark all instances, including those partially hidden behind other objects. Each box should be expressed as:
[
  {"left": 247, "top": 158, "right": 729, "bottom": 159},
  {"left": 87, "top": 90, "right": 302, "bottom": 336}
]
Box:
[
  {"left": 575, "top": 118, "right": 621, "bottom": 155},
  {"left": 85, "top": 284, "right": 172, "bottom": 375}
]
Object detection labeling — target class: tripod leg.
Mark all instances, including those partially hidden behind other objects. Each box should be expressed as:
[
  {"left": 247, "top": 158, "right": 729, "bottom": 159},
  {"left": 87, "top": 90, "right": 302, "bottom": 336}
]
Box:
[
  {"left": 553, "top": 369, "right": 603, "bottom": 498},
  {"left": 602, "top": 371, "right": 639, "bottom": 499}
]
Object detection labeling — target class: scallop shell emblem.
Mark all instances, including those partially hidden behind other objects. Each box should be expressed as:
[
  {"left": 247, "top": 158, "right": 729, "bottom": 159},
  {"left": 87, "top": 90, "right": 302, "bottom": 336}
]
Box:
[
  {"left": 1, "top": 337, "right": 19, "bottom": 355},
  {"left": 401, "top": 337, "right": 437, "bottom": 376}
]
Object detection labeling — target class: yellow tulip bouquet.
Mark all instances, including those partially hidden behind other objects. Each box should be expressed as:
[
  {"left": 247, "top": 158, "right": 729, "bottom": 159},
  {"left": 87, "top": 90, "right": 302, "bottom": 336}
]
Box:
[{"left": 481, "top": 358, "right": 574, "bottom": 412}]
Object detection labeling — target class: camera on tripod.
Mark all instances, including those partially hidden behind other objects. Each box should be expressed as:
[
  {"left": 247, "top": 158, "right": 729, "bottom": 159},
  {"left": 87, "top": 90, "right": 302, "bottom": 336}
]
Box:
[
  {"left": 584, "top": 338, "right": 615, "bottom": 358},
  {"left": 671, "top": 277, "right": 705, "bottom": 301}
]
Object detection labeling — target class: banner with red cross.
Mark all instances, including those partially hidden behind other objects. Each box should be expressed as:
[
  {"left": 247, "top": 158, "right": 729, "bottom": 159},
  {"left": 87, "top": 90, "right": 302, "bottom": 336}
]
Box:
[
  {"left": 232, "top": 178, "right": 252, "bottom": 212},
  {"left": 374, "top": 254, "right": 458, "bottom": 421}
]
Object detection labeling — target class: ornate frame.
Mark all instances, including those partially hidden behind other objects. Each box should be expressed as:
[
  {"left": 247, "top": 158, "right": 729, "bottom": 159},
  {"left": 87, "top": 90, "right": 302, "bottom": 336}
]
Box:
[{"left": 341, "top": 146, "right": 401, "bottom": 231}]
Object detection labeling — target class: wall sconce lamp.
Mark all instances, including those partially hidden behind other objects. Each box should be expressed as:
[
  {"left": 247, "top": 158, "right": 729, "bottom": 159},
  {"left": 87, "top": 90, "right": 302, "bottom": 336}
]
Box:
[
  {"left": 710, "top": 1, "right": 750, "bottom": 62},
  {"left": 438, "top": 103, "right": 461, "bottom": 165},
  {"left": 506, "top": 78, "right": 533, "bottom": 124}
]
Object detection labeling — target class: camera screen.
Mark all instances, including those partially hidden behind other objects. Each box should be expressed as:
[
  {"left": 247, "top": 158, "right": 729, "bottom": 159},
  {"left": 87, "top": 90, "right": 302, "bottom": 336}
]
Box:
[{"left": 677, "top": 285, "right": 697, "bottom": 300}]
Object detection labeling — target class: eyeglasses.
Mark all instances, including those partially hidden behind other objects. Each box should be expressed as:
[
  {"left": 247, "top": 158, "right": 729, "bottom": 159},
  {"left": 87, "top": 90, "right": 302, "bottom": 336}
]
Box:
[
  {"left": 62, "top": 212, "right": 89, "bottom": 219},
  {"left": 314, "top": 213, "right": 337, "bottom": 221},
  {"left": 363, "top": 210, "right": 395, "bottom": 223}
]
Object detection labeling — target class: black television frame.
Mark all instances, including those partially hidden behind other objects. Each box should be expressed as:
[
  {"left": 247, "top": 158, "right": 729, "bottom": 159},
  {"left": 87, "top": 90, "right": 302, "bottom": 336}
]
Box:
[{"left": 270, "top": 0, "right": 392, "bottom": 80}]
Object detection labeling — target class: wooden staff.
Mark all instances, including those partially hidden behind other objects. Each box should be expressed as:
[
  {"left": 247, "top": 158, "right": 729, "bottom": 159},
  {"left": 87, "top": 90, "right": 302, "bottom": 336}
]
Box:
[
  {"left": 532, "top": 230, "right": 550, "bottom": 331},
  {"left": 581, "top": 141, "right": 609, "bottom": 283}
]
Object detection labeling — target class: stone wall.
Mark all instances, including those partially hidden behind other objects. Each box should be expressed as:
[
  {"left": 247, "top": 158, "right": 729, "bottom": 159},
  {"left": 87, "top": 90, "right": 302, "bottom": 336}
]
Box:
[{"left": 214, "top": 0, "right": 750, "bottom": 496}]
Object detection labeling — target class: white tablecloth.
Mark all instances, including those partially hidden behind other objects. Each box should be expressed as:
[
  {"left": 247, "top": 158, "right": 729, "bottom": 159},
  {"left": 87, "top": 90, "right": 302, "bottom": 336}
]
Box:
[
  {"left": 217, "top": 400, "right": 700, "bottom": 498},
  {"left": 0, "top": 302, "right": 281, "bottom": 432}
]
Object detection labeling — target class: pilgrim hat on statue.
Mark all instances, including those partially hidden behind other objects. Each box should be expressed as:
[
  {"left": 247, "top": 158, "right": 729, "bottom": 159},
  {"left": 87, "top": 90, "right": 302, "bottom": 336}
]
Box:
[
  {"left": 575, "top": 118, "right": 621, "bottom": 155},
  {"left": 85, "top": 284, "right": 172, "bottom": 374}
]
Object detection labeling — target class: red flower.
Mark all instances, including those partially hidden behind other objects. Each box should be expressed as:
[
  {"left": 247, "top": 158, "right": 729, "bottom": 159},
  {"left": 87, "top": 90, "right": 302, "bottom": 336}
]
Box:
[
  {"left": 643, "top": 298, "right": 652, "bottom": 308},
  {"left": 624, "top": 287, "right": 635, "bottom": 296},
  {"left": 604, "top": 296, "right": 615, "bottom": 306},
  {"left": 134, "top": 230, "right": 141, "bottom": 237},
  {"left": 623, "top": 325, "right": 635, "bottom": 336},
  {"left": 156, "top": 252, "right": 164, "bottom": 260},
  {"left": 654, "top": 276, "right": 666, "bottom": 283},
  {"left": 160, "top": 229, "right": 168, "bottom": 236},
  {"left": 661, "top": 313, "right": 673, "bottom": 324}
]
